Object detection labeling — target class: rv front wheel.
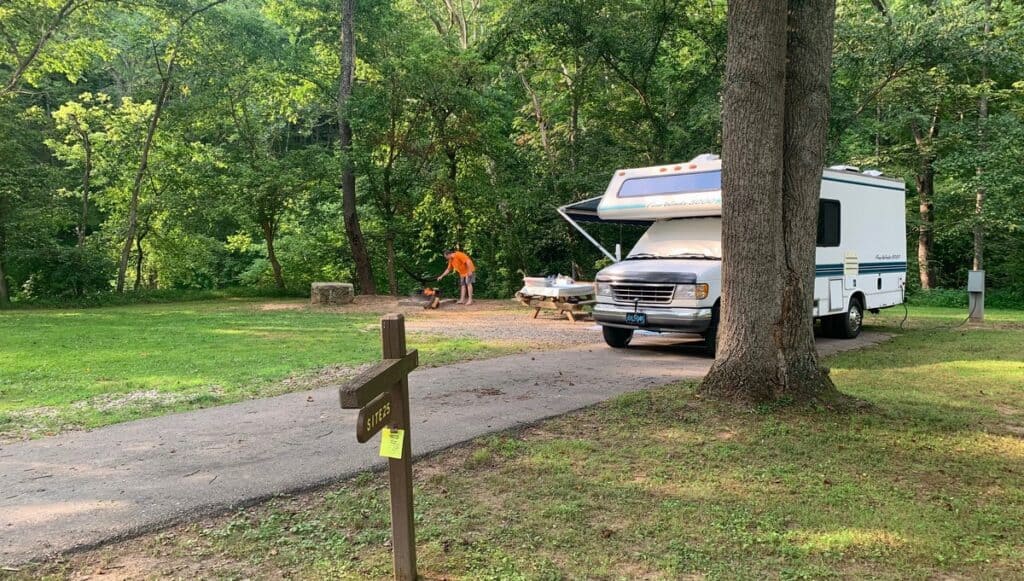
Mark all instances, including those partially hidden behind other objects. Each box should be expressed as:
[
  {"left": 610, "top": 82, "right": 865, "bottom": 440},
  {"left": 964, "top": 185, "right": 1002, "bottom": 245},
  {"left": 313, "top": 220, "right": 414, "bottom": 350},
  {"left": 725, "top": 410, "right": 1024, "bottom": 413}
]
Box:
[
  {"left": 835, "top": 296, "right": 864, "bottom": 339},
  {"left": 602, "top": 326, "right": 633, "bottom": 348}
]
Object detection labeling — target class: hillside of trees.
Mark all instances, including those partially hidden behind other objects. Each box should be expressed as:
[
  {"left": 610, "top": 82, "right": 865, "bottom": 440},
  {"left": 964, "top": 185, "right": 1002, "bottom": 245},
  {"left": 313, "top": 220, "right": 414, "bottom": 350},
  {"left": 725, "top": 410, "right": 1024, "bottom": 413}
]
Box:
[{"left": 1, "top": 0, "right": 1021, "bottom": 304}]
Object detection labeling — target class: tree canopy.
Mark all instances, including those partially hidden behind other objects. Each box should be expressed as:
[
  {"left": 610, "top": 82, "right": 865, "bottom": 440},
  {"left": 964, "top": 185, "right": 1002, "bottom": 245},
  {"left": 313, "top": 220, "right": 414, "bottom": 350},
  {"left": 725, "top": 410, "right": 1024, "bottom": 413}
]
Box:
[{"left": 0, "top": 0, "right": 1020, "bottom": 304}]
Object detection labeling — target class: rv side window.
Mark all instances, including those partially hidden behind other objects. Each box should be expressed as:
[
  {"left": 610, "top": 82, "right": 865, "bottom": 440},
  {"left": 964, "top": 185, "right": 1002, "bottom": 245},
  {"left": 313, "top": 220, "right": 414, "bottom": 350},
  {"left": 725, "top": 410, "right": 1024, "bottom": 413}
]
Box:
[{"left": 817, "top": 199, "right": 840, "bottom": 247}]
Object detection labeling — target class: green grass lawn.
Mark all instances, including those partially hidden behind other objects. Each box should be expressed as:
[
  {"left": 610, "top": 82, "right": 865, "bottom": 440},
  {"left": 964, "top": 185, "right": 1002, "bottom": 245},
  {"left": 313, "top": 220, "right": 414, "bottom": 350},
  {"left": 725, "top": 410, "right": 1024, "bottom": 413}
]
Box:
[
  {"left": 21, "top": 306, "right": 1024, "bottom": 579},
  {"left": 0, "top": 300, "right": 519, "bottom": 440}
]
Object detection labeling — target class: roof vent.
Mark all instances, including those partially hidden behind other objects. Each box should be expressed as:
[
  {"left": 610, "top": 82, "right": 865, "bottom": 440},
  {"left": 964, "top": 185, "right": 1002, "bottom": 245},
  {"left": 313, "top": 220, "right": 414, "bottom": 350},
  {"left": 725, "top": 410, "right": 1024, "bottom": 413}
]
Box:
[
  {"left": 862, "top": 169, "right": 883, "bottom": 177},
  {"left": 690, "top": 153, "right": 720, "bottom": 163},
  {"left": 828, "top": 164, "right": 860, "bottom": 172}
]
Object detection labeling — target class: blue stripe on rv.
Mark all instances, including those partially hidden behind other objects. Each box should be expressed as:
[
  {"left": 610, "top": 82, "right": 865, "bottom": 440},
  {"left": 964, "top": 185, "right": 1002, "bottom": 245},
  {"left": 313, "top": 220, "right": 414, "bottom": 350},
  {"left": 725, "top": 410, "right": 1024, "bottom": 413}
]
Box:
[{"left": 815, "top": 262, "right": 907, "bottom": 276}]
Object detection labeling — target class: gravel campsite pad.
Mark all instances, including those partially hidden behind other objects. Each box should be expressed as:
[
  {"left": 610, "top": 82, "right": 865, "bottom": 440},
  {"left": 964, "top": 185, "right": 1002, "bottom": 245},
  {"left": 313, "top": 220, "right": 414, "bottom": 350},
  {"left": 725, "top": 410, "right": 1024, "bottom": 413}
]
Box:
[{"left": 306, "top": 296, "right": 605, "bottom": 347}]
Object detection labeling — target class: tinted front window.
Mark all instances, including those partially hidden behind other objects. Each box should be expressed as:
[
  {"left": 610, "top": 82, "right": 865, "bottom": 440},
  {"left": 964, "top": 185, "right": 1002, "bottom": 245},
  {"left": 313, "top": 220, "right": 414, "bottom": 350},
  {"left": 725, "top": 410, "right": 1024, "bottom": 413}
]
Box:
[{"left": 618, "top": 170, "right": 721, "bottom": 198}]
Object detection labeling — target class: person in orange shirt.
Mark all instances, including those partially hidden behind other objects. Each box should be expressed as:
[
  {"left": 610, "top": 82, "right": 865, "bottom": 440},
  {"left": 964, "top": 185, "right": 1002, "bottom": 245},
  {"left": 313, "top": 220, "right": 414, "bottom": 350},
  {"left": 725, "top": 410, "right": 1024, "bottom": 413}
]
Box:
[{"left": 437, "top": 249, "right": 476, "bottom": 305}]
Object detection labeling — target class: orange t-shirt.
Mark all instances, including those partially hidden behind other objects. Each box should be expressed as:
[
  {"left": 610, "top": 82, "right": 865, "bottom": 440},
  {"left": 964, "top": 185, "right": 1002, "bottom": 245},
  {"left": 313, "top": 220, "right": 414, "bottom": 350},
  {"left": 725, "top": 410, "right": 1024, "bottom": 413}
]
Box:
[{"left": 447, "top": 251, "right": 475, "bottom": 277}]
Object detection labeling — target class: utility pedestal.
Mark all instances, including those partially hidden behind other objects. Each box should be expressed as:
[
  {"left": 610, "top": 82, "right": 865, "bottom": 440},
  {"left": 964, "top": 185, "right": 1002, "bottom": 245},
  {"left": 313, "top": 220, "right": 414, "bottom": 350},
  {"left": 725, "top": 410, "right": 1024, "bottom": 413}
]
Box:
[{"left": 968, "top": 270, "right": 985, "bottom": 322}]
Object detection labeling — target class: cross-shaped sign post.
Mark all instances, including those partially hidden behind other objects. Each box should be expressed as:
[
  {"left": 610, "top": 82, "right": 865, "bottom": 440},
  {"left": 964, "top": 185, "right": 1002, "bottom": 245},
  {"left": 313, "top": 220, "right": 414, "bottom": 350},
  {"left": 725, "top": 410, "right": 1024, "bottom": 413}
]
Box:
[{"left": 339, "top": 313, "right": 419, "bottom": 581}]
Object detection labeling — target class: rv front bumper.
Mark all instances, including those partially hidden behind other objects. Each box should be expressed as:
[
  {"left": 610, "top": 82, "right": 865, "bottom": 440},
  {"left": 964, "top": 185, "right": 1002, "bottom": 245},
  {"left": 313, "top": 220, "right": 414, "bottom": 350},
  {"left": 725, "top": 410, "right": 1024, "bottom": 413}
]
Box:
[{"left": 593, "top": 303, "right": 713, "bottom": 333}]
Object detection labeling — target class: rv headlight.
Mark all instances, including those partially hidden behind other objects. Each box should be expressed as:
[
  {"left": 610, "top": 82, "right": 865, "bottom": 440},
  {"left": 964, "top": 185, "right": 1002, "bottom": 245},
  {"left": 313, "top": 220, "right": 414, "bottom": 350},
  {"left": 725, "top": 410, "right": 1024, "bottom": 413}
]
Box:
[
  {"left": 595, "top": 282, "right": 613, "bottom": 296},
  {"left": 675, "top": 283, "right": 709, "bottom": 300}
]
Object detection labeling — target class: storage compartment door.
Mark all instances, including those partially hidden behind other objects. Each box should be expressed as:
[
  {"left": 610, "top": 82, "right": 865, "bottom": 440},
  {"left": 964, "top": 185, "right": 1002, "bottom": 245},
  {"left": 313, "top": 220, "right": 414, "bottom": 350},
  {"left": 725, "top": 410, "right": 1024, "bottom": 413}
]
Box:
[{"left": 828, "top": 278, "right": 844, "bottom": 312}]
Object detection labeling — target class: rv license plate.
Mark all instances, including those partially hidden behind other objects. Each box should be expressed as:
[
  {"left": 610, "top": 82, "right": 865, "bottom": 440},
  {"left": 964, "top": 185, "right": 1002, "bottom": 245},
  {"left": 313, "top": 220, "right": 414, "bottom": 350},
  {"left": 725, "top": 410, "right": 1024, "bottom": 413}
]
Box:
[{"left": 625, "top": 312, "right": 647, "bottom": 326}]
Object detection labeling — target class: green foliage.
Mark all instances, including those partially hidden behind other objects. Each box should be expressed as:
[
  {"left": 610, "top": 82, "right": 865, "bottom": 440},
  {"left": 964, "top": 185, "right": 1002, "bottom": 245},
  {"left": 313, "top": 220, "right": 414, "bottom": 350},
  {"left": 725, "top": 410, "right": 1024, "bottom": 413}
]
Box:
[
  {"left": 0, "top": 0, "right": 1020, "bottom": 304},
  {"left": 909, "top": 287, "right": 1024, "bottom": 310},
  {"left": 18, "top": 243, "right": 114, "bottom": 298}
]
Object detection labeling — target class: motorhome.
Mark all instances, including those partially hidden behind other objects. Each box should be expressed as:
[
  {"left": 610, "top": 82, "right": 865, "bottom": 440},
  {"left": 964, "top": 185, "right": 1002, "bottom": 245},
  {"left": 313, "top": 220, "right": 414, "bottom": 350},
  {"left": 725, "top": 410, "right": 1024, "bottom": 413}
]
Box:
[{"left": 558, "top": 154, "right": 907, "bottom": 352}]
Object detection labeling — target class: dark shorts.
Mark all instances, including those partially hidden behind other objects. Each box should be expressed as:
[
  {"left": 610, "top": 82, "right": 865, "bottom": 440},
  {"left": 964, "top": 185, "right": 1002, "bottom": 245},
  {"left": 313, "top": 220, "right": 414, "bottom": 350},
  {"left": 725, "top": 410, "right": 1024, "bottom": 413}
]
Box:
[{"left": 460, "top": 273, "right": 476, "bottom": 286}]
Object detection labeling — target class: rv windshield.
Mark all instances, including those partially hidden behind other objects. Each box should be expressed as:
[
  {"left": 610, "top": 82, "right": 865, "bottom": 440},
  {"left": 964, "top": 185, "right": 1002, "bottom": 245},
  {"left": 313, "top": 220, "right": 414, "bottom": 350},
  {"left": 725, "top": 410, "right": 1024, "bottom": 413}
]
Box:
[{"left": 618, "top": 170, "right": 721, "bottom": 198}]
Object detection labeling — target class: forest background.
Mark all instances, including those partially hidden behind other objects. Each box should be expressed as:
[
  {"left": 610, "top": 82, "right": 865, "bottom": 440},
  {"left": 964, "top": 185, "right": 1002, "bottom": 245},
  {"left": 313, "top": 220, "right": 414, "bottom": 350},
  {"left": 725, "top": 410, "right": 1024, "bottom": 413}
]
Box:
[{"left": 1, "top": 0, "right": 1021, "bottom": 306}]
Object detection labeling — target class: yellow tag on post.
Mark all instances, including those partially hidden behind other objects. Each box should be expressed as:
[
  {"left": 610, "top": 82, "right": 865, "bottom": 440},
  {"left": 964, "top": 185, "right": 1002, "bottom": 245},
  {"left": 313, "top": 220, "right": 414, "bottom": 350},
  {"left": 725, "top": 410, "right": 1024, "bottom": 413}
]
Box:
[{"left": 379, "top": 427, "right": 404, "bottom": 459}]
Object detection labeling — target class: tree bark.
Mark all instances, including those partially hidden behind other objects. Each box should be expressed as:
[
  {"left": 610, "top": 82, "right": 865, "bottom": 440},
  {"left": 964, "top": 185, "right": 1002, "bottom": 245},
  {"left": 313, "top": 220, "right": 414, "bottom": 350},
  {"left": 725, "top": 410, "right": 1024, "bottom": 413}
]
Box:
[
  {"left": 0, "top": 243, "right": 9, "bottom": 305},
  {"left": 116, "top": 51, "right": 175, "bottom": 293},
  {"left": 133, "top": 225, "right": 146, "bottom": 292},
  {"left": 701, "top": 0, "right": 841, "bottom": 404},
  {"left": 518, "top": 69, "right": 553, "bottom": 165},
  {"left": 700, "top": 0, "right": 788, "bottom": 402},
  {"left": 777, "top": 0, "right": 839, "bottom": 399},
  {"left": 261, "top": 220, "right": 285, "bottom": 290},
  {"left": 385, "top": 231, "right": 398, "bottom": 296},
  {"left": 912, "top": 117, "right": 937, "bottom": 289},
  {"left": 915, "top": 166, "right": 935, "bottom": 289},
  {"left": 974, "top": 0, "right": 990, "bottom": 272},
  {"left": 338, "top": 0, "right": 376, "bottom": 295},
  {"left": 77, "top": 128, "right": 92, "bottom": 247}
]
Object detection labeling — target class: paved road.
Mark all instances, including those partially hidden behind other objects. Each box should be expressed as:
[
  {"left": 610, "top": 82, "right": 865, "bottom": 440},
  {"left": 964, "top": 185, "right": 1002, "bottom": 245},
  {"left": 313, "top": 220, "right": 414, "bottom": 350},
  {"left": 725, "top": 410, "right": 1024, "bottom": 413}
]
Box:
[{"left": 0, "top": 333, "right": 887, "bottom": 565}]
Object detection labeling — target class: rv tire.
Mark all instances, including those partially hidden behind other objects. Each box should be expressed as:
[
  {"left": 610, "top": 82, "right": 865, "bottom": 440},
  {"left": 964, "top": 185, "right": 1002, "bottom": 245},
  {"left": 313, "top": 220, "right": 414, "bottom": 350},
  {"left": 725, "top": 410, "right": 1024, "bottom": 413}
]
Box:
[
  {"left": 602, "top": 325, "right": 633, "bottom": 349},
  {"left": 702, "top": 303, "right": 720, "bottom": 357},
  {"left": 834, "top": 296, "right": 864, "bottom": 339}
]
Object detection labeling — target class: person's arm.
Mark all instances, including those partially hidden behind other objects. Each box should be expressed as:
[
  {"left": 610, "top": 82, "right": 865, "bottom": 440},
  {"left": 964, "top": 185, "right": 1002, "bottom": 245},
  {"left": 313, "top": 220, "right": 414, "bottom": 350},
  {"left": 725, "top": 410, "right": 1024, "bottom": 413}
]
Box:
[{"left": 437, "top": 266, "right": 451, "bottom": 281}]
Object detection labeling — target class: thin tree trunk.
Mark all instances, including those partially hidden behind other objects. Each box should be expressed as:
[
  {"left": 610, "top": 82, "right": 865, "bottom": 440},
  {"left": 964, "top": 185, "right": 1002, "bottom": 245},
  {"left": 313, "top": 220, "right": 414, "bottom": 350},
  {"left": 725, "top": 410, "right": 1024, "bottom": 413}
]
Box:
[
  {"left": 385, "top": 231, "right": 398, "bottom": 296},
  {"left": 261, "top": 220, "right": 285, "bottom": 290},
  {"left": 77, "top": 129, "right": 92, "bottom": 247},
  {"left": 338, "top": 0, "right": 376, "bottom": 295},
  {"left": 518, "top": 70, "right": 553, "bottom": 165},
  {"left": 0, "top": 242, "right": 9, "bottom": 305},
  {"left": 776, "top": 0, "right": 839, "bottom": 400},
  {"left": 116, "top": 51, "right": 175, "bottom": 293},
  {"left": 133, "top": 227, "right": 146, "bottom": 292},
  {"left": 915, "top": 167, "right": 935, "bottom": 289},
  {"left": 1, "top": 0, "right": 80, "bottom": 99},
  {"left": 974, "top": 1, "right": 990, "bottom": 271},
  {"left": 446, "top": 148, "right": 464, "bottom": 245},
  {"left": 912, "top": 118, "right": 938, "bottom": 289},
  {"left": 700, "top": 0, "right": 788, "bottom": 402}
]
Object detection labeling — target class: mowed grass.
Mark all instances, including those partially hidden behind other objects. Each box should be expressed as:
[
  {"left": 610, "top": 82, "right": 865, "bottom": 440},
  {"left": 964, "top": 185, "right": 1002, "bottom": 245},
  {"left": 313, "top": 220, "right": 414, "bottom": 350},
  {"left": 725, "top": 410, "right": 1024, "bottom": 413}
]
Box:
[
  {"left": 23, "top": 306, "right": 1024, "bottom": 579},
  {"left": 0, "top": 300, "right": 519, "bottom": 440}
]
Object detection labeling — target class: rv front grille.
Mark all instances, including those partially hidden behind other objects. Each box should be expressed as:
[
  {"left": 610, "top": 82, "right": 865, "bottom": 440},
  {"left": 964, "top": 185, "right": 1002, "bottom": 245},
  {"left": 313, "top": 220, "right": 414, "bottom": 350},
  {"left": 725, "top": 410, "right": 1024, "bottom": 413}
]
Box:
[{"left": 611, "top": 283, "right": 675, "bottom": 304}]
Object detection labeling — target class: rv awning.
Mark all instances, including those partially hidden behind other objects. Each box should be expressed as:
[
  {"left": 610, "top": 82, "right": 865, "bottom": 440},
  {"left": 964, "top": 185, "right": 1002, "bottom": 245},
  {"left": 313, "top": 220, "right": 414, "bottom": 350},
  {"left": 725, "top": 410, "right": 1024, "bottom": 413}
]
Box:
[
  {"left": 558, "top": 196, "right": 652, "bottom": 226},
  {"left": 557, "top": 197, "right": 650, "bottom": 263}
]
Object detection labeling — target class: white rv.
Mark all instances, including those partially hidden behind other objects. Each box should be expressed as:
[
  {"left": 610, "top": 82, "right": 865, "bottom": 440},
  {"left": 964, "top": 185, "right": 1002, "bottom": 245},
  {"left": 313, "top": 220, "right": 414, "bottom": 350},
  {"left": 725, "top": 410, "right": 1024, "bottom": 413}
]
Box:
[{"left": 559, "top": 154, "right": 907, "bottom": 352}]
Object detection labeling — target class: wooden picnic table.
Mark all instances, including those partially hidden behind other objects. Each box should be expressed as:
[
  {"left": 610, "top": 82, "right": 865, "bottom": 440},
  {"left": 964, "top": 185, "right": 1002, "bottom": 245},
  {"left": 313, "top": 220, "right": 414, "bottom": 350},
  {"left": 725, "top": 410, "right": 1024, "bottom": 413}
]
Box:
[{"left": 515, "top": 289, "right": 595, "bottom": 323}]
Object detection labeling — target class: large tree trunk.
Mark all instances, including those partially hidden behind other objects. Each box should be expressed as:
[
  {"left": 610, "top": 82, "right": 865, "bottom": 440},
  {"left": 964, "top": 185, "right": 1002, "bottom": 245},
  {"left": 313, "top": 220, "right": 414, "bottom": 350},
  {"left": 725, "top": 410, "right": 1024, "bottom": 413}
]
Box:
[
  {"left": 261, "top": 220, "right": 285, "bottom": 290},
  {"left": 776, "top": 0, "right": 839, "bottom": 399},
  {"left": 701, "top": 0, "right": 841, "bottom": 404},
  {"left": 338, "top": 0, "right": 376, "bottom": 295},
  {"left": 700, "top": 0, "right": 788, "bottom": 402},
  {"left": 116, "top": 53, "right": 175, "bottom": 293}
]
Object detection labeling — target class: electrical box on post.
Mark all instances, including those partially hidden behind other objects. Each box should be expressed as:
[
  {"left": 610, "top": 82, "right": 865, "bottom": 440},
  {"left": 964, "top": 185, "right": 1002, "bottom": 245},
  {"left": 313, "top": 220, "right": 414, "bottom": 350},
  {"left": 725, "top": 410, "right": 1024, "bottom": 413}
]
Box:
[{"left": 968, "top": 270, "right": 985, "bottom": 293}]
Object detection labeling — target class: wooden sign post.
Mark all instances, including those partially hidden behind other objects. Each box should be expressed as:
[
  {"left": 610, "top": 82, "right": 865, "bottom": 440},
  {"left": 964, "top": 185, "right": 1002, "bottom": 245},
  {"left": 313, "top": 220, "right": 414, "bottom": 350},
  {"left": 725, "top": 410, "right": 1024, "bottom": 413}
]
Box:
[{"left": 339, "top": 313, "right": 418, "bottom": 580}]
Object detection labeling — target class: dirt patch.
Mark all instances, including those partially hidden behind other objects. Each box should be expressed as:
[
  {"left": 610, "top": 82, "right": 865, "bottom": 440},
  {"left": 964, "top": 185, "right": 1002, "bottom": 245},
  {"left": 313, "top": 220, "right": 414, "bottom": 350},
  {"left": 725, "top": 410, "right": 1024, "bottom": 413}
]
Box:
[
  {"left": 257, "top": 296, "right": 604, "bottom": 348},
  {"left": 255, "top": 302, "right": 305, "bottom": 312},
  {"left": 998, "top": 424, "right": 1024, "bottom": 438},
  {"left": 468, "top": 388, "right": 505, "bottom": 397}
]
